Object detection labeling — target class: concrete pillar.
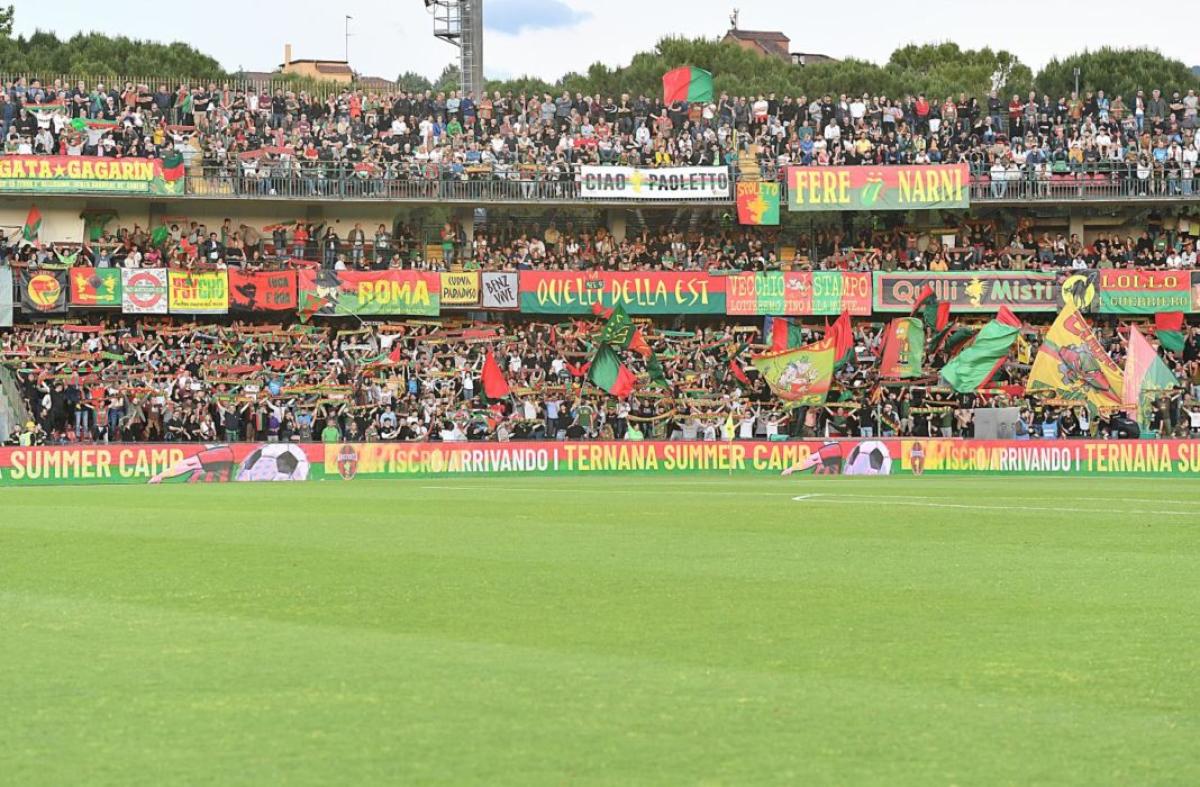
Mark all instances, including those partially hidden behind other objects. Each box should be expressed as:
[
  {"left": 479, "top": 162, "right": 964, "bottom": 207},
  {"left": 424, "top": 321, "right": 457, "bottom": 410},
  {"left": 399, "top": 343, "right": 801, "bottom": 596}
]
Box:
[
  {"left": 607, "top": 209, "right": 627, "bottom": 243},
  {"left": 1068, "top": 210, "right": 1085, "bottom": 242}
]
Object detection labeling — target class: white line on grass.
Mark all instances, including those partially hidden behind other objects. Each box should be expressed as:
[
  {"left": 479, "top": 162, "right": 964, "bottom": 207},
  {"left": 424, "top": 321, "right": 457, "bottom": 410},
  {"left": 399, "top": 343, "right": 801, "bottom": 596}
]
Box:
[{"left": 790, "top": 494, "right": 1195, "bottom": 517}]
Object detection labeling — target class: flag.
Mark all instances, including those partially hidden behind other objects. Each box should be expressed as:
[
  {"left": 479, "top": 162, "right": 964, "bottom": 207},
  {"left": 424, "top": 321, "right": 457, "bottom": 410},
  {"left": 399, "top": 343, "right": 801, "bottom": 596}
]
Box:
[
  {"left": 729, "top": 357, "right": 752, "bottom": 386},
  {"left": 628, "top": 328, "right": 652, "bottom": 358},
  {"left": 1154, "top": 312, "right": 1186, "bottom": 354},
  {"left": 910, "top": 284, "right": 938, "bottom": 326},
  {"left": 298, "top": 291, "right": 331, "bottom": 323},
  {"left": 482, "top": 350, "right": 510, "bottom": 399},
  {"left": 940, "top": 316, "right": 1021, "bottom": 392},
  {"left": 751, "top": 342, "right": 835, "bottom": 407},
  {"left": 941, "top": 326, "right": 977, "bottom": 357},
  {"left": 646, "top": 351, "right": 669, "bottom": 388},
  {"left": 1122, "top": 325, "right": 1177, "bottom": 429},
  {"left": 589, "top": 343, "right": 636, "bottom": 398},
  {"left": 825, "top": 310, "right": 855, "bottom": 367},
  {"left": 1026, "top": 306, "right": 1124, "bottom": 408},
  {"left": 662, "top": 65, "right": 713, "bottom": 104},
  {"left": 767, "top": 316, "right": 806, "bottom": 351},
  {"left": 597, "top": 303, "right": 636, "bottom": 348},
  {"left": 161, "top": 150, "right": 185, "bottom": 181},
  {"left": 879, "top": 317, "right": 925, "bottom": 378},
  {"left": 565, "top": 360, "right": 591, "bottom": 378},
  {"left": 735, "top": 181, "right": 780, "bottom": 226},
  {"left": 150, "top": 225, "right": 170, "bottom": 249},
  {"left": 22, "top": 206, "right": 41, "bottom": 242},
  {"left": 388, "top": 342, "right": 403, "bottom": 363}
]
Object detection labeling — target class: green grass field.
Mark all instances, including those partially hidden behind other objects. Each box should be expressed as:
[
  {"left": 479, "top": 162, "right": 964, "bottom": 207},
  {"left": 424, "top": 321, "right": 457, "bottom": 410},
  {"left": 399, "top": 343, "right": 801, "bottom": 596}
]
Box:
[{"left": 2, "top": 475, "right": 1198, "bottom": 785}]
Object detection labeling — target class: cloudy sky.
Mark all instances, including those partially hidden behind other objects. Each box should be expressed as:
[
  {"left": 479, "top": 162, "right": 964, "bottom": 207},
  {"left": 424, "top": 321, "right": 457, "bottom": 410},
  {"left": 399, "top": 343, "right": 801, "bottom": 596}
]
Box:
[{"left": 13, "top": 0, "right": 1198, "bottom": 82}]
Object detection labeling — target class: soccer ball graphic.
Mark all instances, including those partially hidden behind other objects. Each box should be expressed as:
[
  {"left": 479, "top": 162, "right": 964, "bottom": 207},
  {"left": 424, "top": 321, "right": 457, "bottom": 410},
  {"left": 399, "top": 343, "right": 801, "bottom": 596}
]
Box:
[
  {"left": 844, "top": 441, "right": 892, "bottom": 476},
  {"left": 236, "top": 444, "right": 311, "bottom": 482}
]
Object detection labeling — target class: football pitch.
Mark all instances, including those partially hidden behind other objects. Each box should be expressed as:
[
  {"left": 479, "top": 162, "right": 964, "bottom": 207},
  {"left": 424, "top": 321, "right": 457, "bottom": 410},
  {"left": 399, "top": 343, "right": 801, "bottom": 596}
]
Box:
[{"left": 2, "top": 475, "right": 1198, "bottom": 785}]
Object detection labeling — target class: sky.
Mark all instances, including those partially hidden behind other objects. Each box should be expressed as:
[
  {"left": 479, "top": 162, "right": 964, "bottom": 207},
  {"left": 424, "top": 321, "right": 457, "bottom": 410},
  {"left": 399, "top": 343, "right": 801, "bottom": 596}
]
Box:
[{"left": 12, "top": 0, "right": 1199, "bottom": 83}]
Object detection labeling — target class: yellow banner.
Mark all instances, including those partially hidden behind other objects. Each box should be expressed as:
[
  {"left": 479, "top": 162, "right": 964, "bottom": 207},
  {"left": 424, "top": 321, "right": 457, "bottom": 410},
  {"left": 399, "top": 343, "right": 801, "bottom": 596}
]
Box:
[
  {"left": 440, "top": 272, "right": 480, "bottom": 307},
  {"left": 1026, "top": 305, "right": 1124, "bottom": 408},
  {"left": 168, "top": 271, "right": 229, "bottom": 314}
]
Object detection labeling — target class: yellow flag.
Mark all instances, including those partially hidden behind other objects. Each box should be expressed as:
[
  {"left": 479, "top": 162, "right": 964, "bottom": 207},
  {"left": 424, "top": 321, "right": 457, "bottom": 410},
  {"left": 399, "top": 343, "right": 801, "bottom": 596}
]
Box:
[{"left": 1026, "top": 305, "right": 1124, "bottom": 408}]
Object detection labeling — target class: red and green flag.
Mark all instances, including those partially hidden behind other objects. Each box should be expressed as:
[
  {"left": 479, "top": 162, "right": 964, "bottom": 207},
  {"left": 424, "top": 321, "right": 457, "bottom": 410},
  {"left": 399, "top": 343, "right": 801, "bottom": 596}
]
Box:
[
  {"left": 825, "top": 310, "right": 855, "bottom": 368},
  {"left": 22, "top": 206, "right": 42, "bottom": 242},
  {"left": 880, "top": 317, "right": 925, "bottom": 379},
  {"left": 161, "top": 151, "right": 185, "bottom": 182},
  {"left": 1122, "top": 324, "right": 1177, "bottom": 430},
  {"left": 481, "top": 349, "right": 510, "bottom": 400},
  {"left": 1154, "top": 312, "right": 1186, "bottom": 354},
  {"left": 298, "top": 291, "right": 332, "bottom": 323},
  {"left": 662, "top": 66, "right": 713, "bottom": 104},
  {"left": 751, "top": 341, "right": 835, "bottom": 408},
  {"left": 598, "top": 303, "right": 635, "bottom": 346},
  {"left": 940, "top": 307, "right": 1022, "bottom": 392},
  {"left": 767, "top": 316, "right": 806, "bottom": 351},
  {"left": 736, "top": 181, "right": 780, "bottom": 226},
  {"left": 589, "top": 343, "right": 637, "bottom": 398}
]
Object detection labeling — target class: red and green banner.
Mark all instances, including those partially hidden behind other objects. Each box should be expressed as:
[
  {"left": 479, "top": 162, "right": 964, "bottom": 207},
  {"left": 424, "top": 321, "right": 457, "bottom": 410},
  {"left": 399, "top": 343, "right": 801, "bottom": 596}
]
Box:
[
  {"left": 736, "top": 181, "right": 780, "bottom": 225},
  {"left": 1097, "top": 270, "right": 1192, "bottom": 314},
  {"left": 726, "top": 272, "right": 871, "bottom": 316},
  {"left": 228, "top": 270, "right": 298, "bottom": 312},
  {"left": 298, "top": 269, "right": 441, "bottom": 317},
  {"left": 662, "top": 66, "right": 713, "bottom": 104},
  {"left": 589, "top": 344, "right": 637, "bottom": 398},
  {"left": 751, "top": 342, "right": 835, "bottom": 407},
  {"left": 880, "top": 317, "right": 925, "bottom": 378},
  {"left": 19, "top": 269, "right": 67, "bottom": 314},
  {"left": 3, "top": 439, "right": 1200, "bottom": 486},
  {"left": 0, "top": 156, "right": 186, "bottom": 195},
  {"left": 874, "top": 272, "right": 1058, "bottom": 313},
  {"left": 518, "top": 271, "right": 726, "bottom": 315},
  {"left": 69, "top": 267, "right": 122, "bottom": 307},
  {"left": 786, "top": 164, "right": 969, "bottom": 212}
]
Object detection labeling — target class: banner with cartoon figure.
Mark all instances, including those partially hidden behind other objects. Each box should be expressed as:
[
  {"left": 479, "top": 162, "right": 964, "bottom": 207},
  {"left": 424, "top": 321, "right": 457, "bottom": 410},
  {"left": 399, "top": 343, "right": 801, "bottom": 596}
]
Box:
[
  {"left": 1027, "top": 306, "right": 1125, "bottom": 409},
  {"left": 750, "top": 342, "right": 835, "bottom": 406},
  {"left": 69, "top": 267, "right": 122, "bottom": 308}
]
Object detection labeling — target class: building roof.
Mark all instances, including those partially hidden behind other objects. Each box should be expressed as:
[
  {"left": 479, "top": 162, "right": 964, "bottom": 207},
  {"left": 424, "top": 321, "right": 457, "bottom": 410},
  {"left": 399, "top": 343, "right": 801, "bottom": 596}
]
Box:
[{"left": 724, "top": 29, "right": 791, "bottom": 57}]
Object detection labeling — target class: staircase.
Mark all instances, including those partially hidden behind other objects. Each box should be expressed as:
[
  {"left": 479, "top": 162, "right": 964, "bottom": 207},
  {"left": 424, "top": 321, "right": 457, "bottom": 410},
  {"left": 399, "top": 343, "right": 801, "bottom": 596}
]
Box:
[
  {"left": 736, "top": 143, "right": 762, "bottom": 182},
  {"left": 0, "top": 366, "right": 30, "bottom": 442}
]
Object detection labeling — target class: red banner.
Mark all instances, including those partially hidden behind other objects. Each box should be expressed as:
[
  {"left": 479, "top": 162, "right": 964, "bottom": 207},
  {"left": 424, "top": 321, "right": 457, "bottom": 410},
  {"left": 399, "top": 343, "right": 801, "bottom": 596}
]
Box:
[{"left": 229, "top": 270, "right": 298, "bottom": 312}]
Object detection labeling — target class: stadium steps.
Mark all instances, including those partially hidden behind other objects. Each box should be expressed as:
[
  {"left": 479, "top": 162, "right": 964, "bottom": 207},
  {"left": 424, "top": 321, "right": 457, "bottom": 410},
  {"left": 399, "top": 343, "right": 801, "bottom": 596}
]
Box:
[
  {"left": 0, "top": 367, "right": 30, "bottom": 441},
  {"left": 737, "top": 144, "right": 762, "bottom": 182}
]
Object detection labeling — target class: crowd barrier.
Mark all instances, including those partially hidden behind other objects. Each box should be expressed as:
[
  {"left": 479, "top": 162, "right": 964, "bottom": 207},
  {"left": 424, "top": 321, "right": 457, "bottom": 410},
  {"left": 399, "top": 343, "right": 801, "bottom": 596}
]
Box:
[{"left": 3, "top": 439, "right": 1200, "bottom": 486}]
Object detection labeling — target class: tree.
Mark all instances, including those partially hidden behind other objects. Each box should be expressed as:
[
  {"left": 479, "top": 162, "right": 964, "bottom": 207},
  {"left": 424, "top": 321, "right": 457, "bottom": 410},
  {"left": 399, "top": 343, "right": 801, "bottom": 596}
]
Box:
[
  {"left": 0, "top": 5, "right": 13, "bottom": 38},
  {"left": 0, "top": 30, "right": 225, "bottom": 78},
  {"left": 1035, "top": 48, "right": 1200, "bottom": 100},
  {"left": 395, "top": 71, "right": 432, "bottom": 93},
  {"left": 433, "top": 63, "right": 461, "bottom": 94}
]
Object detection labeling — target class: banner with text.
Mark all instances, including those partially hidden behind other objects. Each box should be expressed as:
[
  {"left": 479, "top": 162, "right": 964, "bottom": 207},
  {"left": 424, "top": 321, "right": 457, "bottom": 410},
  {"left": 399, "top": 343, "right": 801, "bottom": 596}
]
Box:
[
  {"left": 579, "top": 165, "right": 731, "bottom": 201},
  {"left": 518, "top": 271, "right": 726, "bottom": 314},
  {"left": 0, "top": 156, "right": 184, "bottom": 195},
  {"left": 873, "top": 272, "right": 1059, "bottom": 313},
  {"left": 1097, "top": 270, "right": 1192, "bottom": 314},
  {"left": 481, "top": 272, "right": 519, "bottom": 310},
  {"left": 725, "top": 272, "right": 872, "bottom": 316},
  {"left": 787, "top": 164, "right": 969, "bottom": 212},
  {"left": 228, "top": 270, "right": 298, "bottom": 312},
  {"left": 298, "top": 269, "right": 441, "bottom": 317},
  {"left": 121, "top": 268, "right": 168, "bottom": 315},
  {"left": 169, "top": 271, "right": 229, "bottom": 314},
  {"left": 440, "top": 272, "right": 480, "bottom": 308}
]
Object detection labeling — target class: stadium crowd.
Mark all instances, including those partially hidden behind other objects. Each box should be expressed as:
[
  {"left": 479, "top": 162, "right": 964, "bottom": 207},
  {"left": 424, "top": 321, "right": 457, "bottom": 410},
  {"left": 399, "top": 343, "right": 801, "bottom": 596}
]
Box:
[
  {"left": 4, "top": 216, "right": 1200, "bottom": 274},
  {"left": 3, "top": 311, "right": 1197, "bottom": 448},
  {"left": 4, "top": 77, "right": 1200, "bottom": 190}
]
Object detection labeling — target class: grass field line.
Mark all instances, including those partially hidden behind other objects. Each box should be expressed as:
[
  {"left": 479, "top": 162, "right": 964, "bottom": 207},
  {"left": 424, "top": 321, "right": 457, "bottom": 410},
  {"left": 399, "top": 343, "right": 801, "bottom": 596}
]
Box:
[{"left": 791, "top": 494, "right": 1196, "bottom": 517}]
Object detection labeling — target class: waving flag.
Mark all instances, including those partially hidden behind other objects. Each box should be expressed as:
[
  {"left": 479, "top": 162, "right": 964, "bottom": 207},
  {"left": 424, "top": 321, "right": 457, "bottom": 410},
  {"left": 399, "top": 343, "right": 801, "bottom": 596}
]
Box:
[
  {"left": 940, "top": 308, "right": 1021, "bottom": 392},
  {"left": 1122, "top": 325, "right": 1177, "bottom": 429},
  {"left": 589, "top": 344, "right": 637, "bottom": 398},
  {"left": 1026, "top": 305, "right": 1124, "bottom": 408},
  {"left": 751, "top": 342, "right": 835, "bottom": 407},
  {"left": 662, "top": 66, "right": 713, "bottom": 104},
  {"left": 880, "top": 317, "right": 924, "bottom": 378}
]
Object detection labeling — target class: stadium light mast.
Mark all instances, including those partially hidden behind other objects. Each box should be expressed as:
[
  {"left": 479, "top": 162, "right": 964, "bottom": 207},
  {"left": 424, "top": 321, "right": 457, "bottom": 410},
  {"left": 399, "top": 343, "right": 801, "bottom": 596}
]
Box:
[{"left": 424, "top": 0, "right": 484, "bottom": 99}]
